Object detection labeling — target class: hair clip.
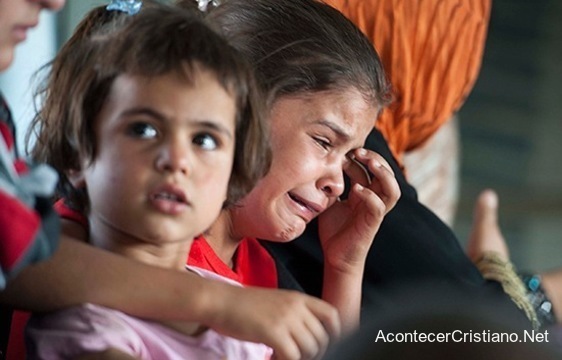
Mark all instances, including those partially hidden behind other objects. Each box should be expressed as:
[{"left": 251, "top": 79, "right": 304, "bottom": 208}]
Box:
[
  {"left": 106, "top": 0, "right": 142, "bottom": 15},
  {"left": 197, "top": 0, "right": 221, "bottom": 12}
]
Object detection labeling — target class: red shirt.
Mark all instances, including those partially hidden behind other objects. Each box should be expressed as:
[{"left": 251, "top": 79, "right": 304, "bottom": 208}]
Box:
[
  {"left": 189, "top": 236, "right": 277, "bottom": 288},
  {"left": 53, "top": 199, "right": 278, "bottom": 287}
]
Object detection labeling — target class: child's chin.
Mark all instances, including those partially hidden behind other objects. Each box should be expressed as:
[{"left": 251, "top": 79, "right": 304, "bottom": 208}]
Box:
[{"left": 272, "top": 221, "right": 306, "bottom": 243}]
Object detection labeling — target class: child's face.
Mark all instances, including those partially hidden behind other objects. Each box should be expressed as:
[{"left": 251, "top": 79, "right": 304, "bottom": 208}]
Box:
[
  {"left": 0, "top": 0, "right": 65, "bottom": 71},
  {"left": 233, "top": 88, "right": 377, "bottom": 242},
  {"left": 76, "top": 69, "right": 236, "bottom": 247}
]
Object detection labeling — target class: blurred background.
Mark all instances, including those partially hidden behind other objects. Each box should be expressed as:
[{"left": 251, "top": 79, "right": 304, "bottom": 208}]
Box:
[
  {"left": 455, "top": 0, "right": 562, "bottom": 272},
  {"left": 1, "top": 0, "right": 560, "bottom": 272}
]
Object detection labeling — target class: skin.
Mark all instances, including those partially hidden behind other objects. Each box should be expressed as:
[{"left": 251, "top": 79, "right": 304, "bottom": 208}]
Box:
[
  {"left": 0, "top": 2, "right": 342, "bottom": 359},
  {"left": 73, "top": 69, "right": 236, "bottom": 270},
  {"left": 1, "top": 238, "right": 341, "bottom": 360},
  {"left": 0, "top": 0, "right": 65, "bottom": 71},
  {"left": 14, "top": 69, "right": 341, "bottom": 359},
  {"left": 60, "top": 67, "right": 255, "bottom": 357},
  {"left": 542, "top": 270, "right": 562, "bottom": 323},
  {"left": 9, "top": 2, "right": 559, "bottom": 357},
  {"left": 467, "top": 189, "right": 562, "bottom": 324},
  {"left": 0, "top": 71, "right": 342, "bottom": 360},
  {"left": 232, "top": 90, "right": 377, "bottom": 242},
  {"left": 207, "top": 88, "right": 401, "bottom": 334}
]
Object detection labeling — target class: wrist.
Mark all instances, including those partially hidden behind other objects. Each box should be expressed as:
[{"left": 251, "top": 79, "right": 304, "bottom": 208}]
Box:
[
  {"left": 322, "top": 264, "right": 363, "bottom": 333},
  {"left": 324, "top": 254, "right": 367, "bottom": 278},
  {"left": 192, "top": 278, "right": 237, "bottom": 329},
  {"left": 192, "top": 277, "right": 221, "bottom": 326},
  {"left": 324, "top": 262, "right": 364, "bottom": 279}
]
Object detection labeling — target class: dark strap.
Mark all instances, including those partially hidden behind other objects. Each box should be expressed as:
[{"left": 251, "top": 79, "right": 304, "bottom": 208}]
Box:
[
  {"left": 0, "top": 92, "right": 15, "bottom": 360},
  {"left": 0, "top": 92, "right": 17, "bottom": 158},
  {"left": 0, "top": 305, "right": 13, "bottom": 360}
]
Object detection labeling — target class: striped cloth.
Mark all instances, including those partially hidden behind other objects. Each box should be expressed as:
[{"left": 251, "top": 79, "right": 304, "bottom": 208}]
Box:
[{"left": 0, "top": 92, "right": 59, "bottom": 289}]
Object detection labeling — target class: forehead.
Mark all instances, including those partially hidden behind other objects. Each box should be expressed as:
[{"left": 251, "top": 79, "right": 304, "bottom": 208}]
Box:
[
  {"left": 279, "top": 89, "right": 378, "bottom": 147},
  {"left": 99, "top": 71, "right": 237, "bottom": 130},
  {"left": 108, "top": 69, "right": 229, "bottom": 103}
]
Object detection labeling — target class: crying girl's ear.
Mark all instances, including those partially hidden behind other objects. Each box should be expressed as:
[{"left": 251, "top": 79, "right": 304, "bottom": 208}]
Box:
[{"left": 67, "top": 168, "right": 86, "bottom": 189}]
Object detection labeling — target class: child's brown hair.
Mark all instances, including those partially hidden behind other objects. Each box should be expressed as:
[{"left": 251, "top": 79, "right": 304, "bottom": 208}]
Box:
[{"left": 30, "top": 2, "right": 270, "bottom": 213}]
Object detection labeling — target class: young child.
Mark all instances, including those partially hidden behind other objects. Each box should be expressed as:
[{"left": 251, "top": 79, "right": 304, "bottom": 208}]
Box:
[{"left": 25, "top": 3, "right": 273, "bottom": 359}]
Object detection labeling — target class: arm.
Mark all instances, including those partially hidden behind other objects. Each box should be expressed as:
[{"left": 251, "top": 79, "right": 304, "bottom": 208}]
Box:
[
  {"left": 321, "top": 256, "right": 364, "bottom": 333},
  {"left": 465, "top": 190, "right": 561, "bottom": 326},
  {"left": 318, "top": 149, "right": 400, "bottom": 332},
  {"left": 0, "top": 235, "right": 340, "bottom": 360}
]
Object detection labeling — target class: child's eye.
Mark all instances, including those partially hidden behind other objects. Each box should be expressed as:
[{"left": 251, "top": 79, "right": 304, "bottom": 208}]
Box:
[
  {"left": 127, "top": 122, "right": 158, "bottom": 139},
  {"left": 193, "top": 133, "right": 219, "bottom": 151}
]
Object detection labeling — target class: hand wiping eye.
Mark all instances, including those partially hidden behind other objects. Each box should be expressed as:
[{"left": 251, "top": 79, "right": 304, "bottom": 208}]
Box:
[{"left": 344, "top": 152, "right": 372, "bottom": 186}]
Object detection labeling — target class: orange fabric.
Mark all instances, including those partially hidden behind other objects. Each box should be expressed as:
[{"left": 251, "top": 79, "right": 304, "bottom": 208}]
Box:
[{"left": 326, "top": 0, "right": 491, "bottom": 164}]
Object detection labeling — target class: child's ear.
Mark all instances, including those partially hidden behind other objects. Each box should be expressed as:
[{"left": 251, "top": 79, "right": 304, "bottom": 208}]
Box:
[{"left": 67, "top": 168, "right": 86, "bottom": 189}]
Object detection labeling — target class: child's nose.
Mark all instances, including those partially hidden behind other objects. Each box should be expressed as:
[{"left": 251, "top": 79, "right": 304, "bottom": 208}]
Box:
[
  {"left": 155, "top": 140, "right": 191, "bottom": 175},
  {"left": 319, "top": 165, "right": 345, "bottom": 198}
]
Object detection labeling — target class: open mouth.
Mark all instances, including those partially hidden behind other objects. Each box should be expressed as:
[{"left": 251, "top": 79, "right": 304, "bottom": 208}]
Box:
[
  {"left": 288, "top": 192, "right": 319, "bottom": 213},
  {"left": 150, "top": 190, "right": 189, "bottom": 215},
  {"left": 153, "top": 192, "right": 186, "bottom": 204},
  {"left": 149, "top": 185, "right": 190, "bottom": 215}
]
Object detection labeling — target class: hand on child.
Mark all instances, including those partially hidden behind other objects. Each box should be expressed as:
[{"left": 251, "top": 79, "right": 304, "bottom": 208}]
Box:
[
  {"left": 318, "top": 149, "right": 400, "bottom": 274},
  {"left": 205, "top": 283, "right": 341, "bottom": 360}
]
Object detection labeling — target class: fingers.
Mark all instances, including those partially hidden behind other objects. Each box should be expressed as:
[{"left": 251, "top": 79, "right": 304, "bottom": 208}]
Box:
[
  {"left": 350, "top": 149, "right": 400, "bottom": 213},
  {"left": 306, "top": 295, "right": 341, "bottom": 341},
  {"left": 343, "top": 154, "right": 371, "bottom": 187},
  {"left": 286, "top": 296, "right": 340, "bottom": 360},
  {"left": 287, "top": 321, "right": 325, "bottom": 360},
  {"left": 351, "top": 148, "right": 394, "bottom": 177},
  {"left": 304, "top": 317, "right": 331, "bottom": 360},
  {"left": 268, "top": 320, "right": 318, "bottom": 360},
  {"left": 466, "top": 189, "right": 509, "bottom": 262},
  {"left": 268, "top": 334, "right": 301, "bottom": 360},
  {"left": 257, "top": 290, "right": 341, "bottom": 360},
  {"left": 369, "top": 162, "right": 400, "bottom": 212}
]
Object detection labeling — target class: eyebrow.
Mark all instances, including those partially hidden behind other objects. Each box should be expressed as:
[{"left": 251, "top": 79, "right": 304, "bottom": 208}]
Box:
[
  {"left": 121, "top": 107, "right": 233, "bottom": 139},
  {"left": 314, "top": 119, "right": 351, "bottom": 142}
]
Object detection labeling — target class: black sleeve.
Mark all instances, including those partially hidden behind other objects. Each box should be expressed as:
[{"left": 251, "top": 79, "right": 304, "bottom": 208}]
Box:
[{"left": 0, "top": 305, "right": 12, "bottom": 360}]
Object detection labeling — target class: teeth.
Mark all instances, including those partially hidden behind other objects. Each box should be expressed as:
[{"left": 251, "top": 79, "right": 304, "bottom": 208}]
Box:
[
  {"left": 155, "top": 192, "right": 181, "bottom": 202},
  {"left": 290, "top": 194, "right": 310, "bottom": 210}
]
